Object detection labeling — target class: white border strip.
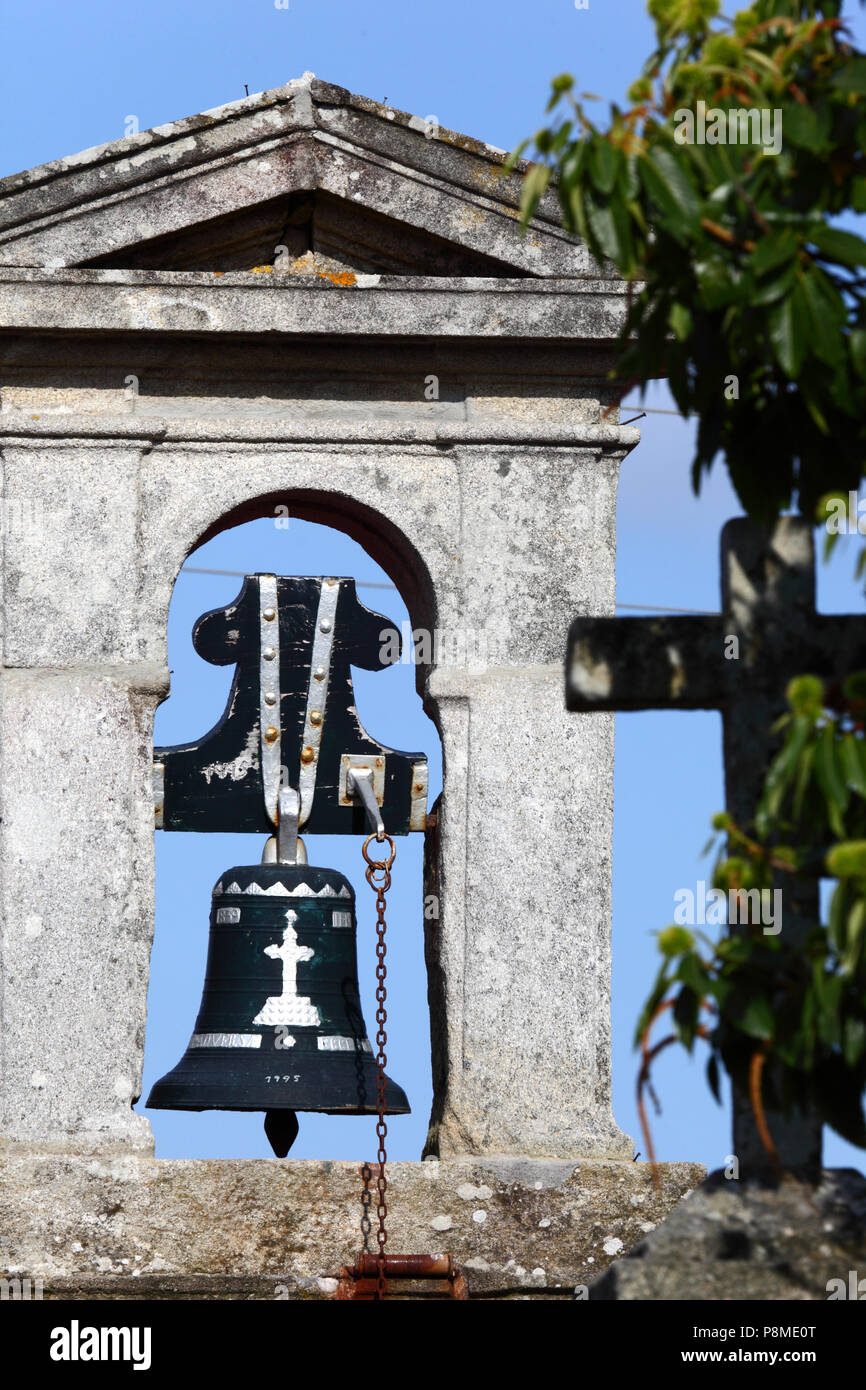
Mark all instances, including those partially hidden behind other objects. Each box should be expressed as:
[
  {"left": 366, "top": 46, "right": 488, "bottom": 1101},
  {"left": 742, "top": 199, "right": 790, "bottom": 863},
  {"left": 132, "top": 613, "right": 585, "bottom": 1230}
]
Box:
[
  {"left": 259, "top": 574, "right": 280, "bottom": 827},
  {"left": 298, "top": 578, "right": 340, "bottom": 826}
]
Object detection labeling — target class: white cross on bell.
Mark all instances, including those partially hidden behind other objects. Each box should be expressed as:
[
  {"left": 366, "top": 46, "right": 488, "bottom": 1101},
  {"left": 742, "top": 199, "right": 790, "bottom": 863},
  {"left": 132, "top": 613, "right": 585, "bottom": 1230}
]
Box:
[{"left": 252, "top": 909, "right": 321, "bottom": 1027}]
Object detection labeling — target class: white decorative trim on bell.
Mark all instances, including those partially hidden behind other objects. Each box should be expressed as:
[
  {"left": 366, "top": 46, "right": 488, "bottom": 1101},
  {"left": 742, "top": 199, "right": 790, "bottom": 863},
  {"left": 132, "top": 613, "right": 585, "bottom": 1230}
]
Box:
[
  {"left": 188, "top": 1033, "right": 262, "bottom": 1049},
  {"left": 317, "top": 1036, "right": 373, "bottom": 1054},
  {"left": 217, "top": 879, "right": 352, "bottom": 899}
]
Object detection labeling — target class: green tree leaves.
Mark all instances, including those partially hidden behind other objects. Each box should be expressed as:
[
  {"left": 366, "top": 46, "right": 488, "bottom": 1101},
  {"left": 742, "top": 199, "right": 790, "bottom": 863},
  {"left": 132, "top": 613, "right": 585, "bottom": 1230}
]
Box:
[
  {"left": 640, "top": 148, "right": 703, "bottom": 239},
  {"left": 519, "top": 0, "right": 866, "bottom": 1161},
  {"left": 514, "top": 0, "right": 866, "bottom": 522},
  {"left": 637, "top": 673, "right": 866, "bottom": 1153}
]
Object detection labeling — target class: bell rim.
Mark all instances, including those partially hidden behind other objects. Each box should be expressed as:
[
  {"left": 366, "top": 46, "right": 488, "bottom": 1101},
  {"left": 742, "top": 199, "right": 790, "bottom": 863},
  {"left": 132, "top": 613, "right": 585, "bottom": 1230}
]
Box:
[
  {"left": 146, "top": 1052, "right": 411, "bottom": 1116},
  {"left": 144, "top": 1099, "right": 411, "bottom": 1116}
]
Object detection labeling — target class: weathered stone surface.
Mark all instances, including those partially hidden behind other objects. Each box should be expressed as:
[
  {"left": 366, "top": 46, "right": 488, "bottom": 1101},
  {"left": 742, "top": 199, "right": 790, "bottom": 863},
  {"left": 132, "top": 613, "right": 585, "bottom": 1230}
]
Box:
[
  {"left": 0, "top": 78, "right": 639, "bottom": 1165},
  {"left": 0, "top": 74, "right": 596, "bottom": 277},
  {"left": 590, "top": 1168, "right": 866, "bottom": 1300},
  {"left": 0, "top": 668, "right": 164, "bottom": 1151},
  {"left": 0, "top": 417, "right": 635, "bottom": 1160},
  {"left": 428, "top": 667, "right": 626, "bottom": 1159},
  {"left": 2, "top": 443, "right": 142, "bottom": 667},
  {"left": 0, "top": 336, "right": 625, "bottom": 418},
  {"left": 0, "top": 1153, "right": 703, "bottom": 1299},
  {"left": 0, "top": 271, "right": 630, "bottom": 340}
]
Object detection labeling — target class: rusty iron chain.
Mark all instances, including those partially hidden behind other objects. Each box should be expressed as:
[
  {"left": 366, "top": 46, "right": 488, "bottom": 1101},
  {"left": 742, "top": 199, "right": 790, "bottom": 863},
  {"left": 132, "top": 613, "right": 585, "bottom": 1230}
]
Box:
[
  {"left": 359, "top": 1162, "right": 373, "bottom": 1254},
  {"left": 362, "top": 831, "right": 396, "bottom": 1302}
]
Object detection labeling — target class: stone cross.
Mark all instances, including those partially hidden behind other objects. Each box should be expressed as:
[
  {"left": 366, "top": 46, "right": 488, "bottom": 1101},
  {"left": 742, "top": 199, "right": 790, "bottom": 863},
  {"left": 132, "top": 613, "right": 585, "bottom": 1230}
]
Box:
[
  {"left": 567, "top": 516, "right": 866, "bottom": 1172},
  {"left": 253, "top": 912, "right": 320, "bottom": 1028}
]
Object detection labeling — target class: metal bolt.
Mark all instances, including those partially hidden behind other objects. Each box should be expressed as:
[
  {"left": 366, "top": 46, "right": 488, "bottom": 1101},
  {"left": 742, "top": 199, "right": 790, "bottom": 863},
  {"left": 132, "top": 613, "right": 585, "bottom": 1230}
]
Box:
[
  {"left": 263, "top": 647, "right": 276, "bottom": 661},
  {"left": 309, "top": 710, "right": 323, "bottom": 727},
  {"left": 264, "top": 692, "right": 277, "bottom": 707},
  {"left": 263, "top": 607, "right": 276, "bottom": 622},
  {"left": 300, "top": 746, "right": 315, "bottom": 764},
  {"left": 320, "top": 619, "right": 332, "bottom": 634},
  {"left": 264, "top": 726, "right": 279, "bottom": 744},
  {"left": 314, "top": 666, "right": 326, "bottom": 681}
]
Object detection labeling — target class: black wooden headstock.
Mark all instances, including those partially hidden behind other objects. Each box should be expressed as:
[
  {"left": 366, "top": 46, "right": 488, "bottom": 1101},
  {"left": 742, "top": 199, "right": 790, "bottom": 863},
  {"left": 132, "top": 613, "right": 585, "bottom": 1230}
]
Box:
[{"left": 154, "top": 576, "right": 428, "bottom": 836}]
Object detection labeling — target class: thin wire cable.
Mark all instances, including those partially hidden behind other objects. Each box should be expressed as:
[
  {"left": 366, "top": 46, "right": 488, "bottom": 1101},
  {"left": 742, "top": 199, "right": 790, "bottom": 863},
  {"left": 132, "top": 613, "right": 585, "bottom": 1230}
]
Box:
[
  {"left": 179, "top": 567, "right": 720, "bottom": 615},
  {"left": 616, "top": 602, "right": 720, "bottom": 615},
  {"left": 182, "top": 566, "right": 394, "bottom": 588}
]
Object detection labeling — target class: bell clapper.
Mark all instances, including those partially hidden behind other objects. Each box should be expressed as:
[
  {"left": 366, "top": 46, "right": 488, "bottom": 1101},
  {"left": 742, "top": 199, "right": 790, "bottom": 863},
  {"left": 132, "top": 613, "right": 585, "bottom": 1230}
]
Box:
[{"left": 264, "top": 1109, "right": 299, "bottom": 1158}]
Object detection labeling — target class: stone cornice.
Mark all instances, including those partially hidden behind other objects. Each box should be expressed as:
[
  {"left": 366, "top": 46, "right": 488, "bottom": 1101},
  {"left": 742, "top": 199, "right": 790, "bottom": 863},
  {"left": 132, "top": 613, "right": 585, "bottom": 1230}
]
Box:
[
  {"left": 0, "top": 412, "right": 640, "bottom": 451},
  {"left": 0, "top": 270, "right": 631, "bottom": 340}
]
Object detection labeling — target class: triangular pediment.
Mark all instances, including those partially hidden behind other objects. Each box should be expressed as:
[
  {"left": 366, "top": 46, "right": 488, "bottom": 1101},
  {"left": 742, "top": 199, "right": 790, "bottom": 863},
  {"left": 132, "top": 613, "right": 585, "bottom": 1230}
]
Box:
[
  {"left": 78, "top": 189, "right": 516, "bottom": 277},
  {"left": 0, "top": 74, "right": 594, "bottom": 278}
]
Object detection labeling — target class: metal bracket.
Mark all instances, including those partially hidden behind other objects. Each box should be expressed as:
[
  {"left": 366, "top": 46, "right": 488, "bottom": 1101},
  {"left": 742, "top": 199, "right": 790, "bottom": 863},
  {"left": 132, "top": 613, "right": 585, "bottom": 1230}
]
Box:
[
  {"left": 339, "top": 753, "right": 385, "bottom": 807},
  {"left": 276, "top": 786, "right": 301, "bottom": 863},
  {"left": 335, "top": 1254, "right": 468, "bottom": 1300},
  {"left": 153, "top": 762, "right": 165, "bottom": 829},
  {"left": 261, "top": 833, "right": 307, "bottom": 866},
  {"left": 346, "top": 766, "right": 384, "bottom": 839}
]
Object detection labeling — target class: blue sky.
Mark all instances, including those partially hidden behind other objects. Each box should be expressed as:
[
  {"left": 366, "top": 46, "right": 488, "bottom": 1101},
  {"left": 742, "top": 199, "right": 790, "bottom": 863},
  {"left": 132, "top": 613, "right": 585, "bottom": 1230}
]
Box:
[{"left": 2, "top": 0, "right": 865, "bottom": 1173}]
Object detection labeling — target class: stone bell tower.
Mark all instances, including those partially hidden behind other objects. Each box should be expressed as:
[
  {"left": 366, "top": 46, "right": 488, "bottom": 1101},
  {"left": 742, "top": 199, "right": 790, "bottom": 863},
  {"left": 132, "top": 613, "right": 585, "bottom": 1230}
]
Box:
[{"left": 0, "top": 74, "right": 700, "bottom": 1298}]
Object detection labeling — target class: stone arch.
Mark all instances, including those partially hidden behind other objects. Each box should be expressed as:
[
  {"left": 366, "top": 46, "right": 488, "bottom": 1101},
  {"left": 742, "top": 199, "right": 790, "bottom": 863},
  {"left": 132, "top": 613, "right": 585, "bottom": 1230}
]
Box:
[
  {"left": 142, "top": 491, "right": 443, "bottom": 1158},
  {"left": 137, "top": 451, "right": 460, "bottom": 696},
  {"left": 188, "top": 486, "right": 441, "bottom": 701}
]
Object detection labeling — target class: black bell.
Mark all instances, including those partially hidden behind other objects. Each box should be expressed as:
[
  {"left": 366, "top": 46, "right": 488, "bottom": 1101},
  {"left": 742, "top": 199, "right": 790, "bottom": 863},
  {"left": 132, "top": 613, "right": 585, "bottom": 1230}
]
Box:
[{"left": 147, "top": 859, "right": 409, "bottom": 1153}]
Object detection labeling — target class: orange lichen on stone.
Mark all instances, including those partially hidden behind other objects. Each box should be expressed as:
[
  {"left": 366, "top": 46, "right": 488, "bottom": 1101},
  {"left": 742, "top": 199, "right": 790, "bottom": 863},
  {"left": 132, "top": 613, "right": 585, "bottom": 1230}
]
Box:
[
  {"left": 472, "top": 163, "right": 511, "bottom": 189},
  {"left": 250, "top": 265, "right": 274, "bottom": 274},
  {"left": 315, "top": 270, "right": 357, "bottom": 286}
]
